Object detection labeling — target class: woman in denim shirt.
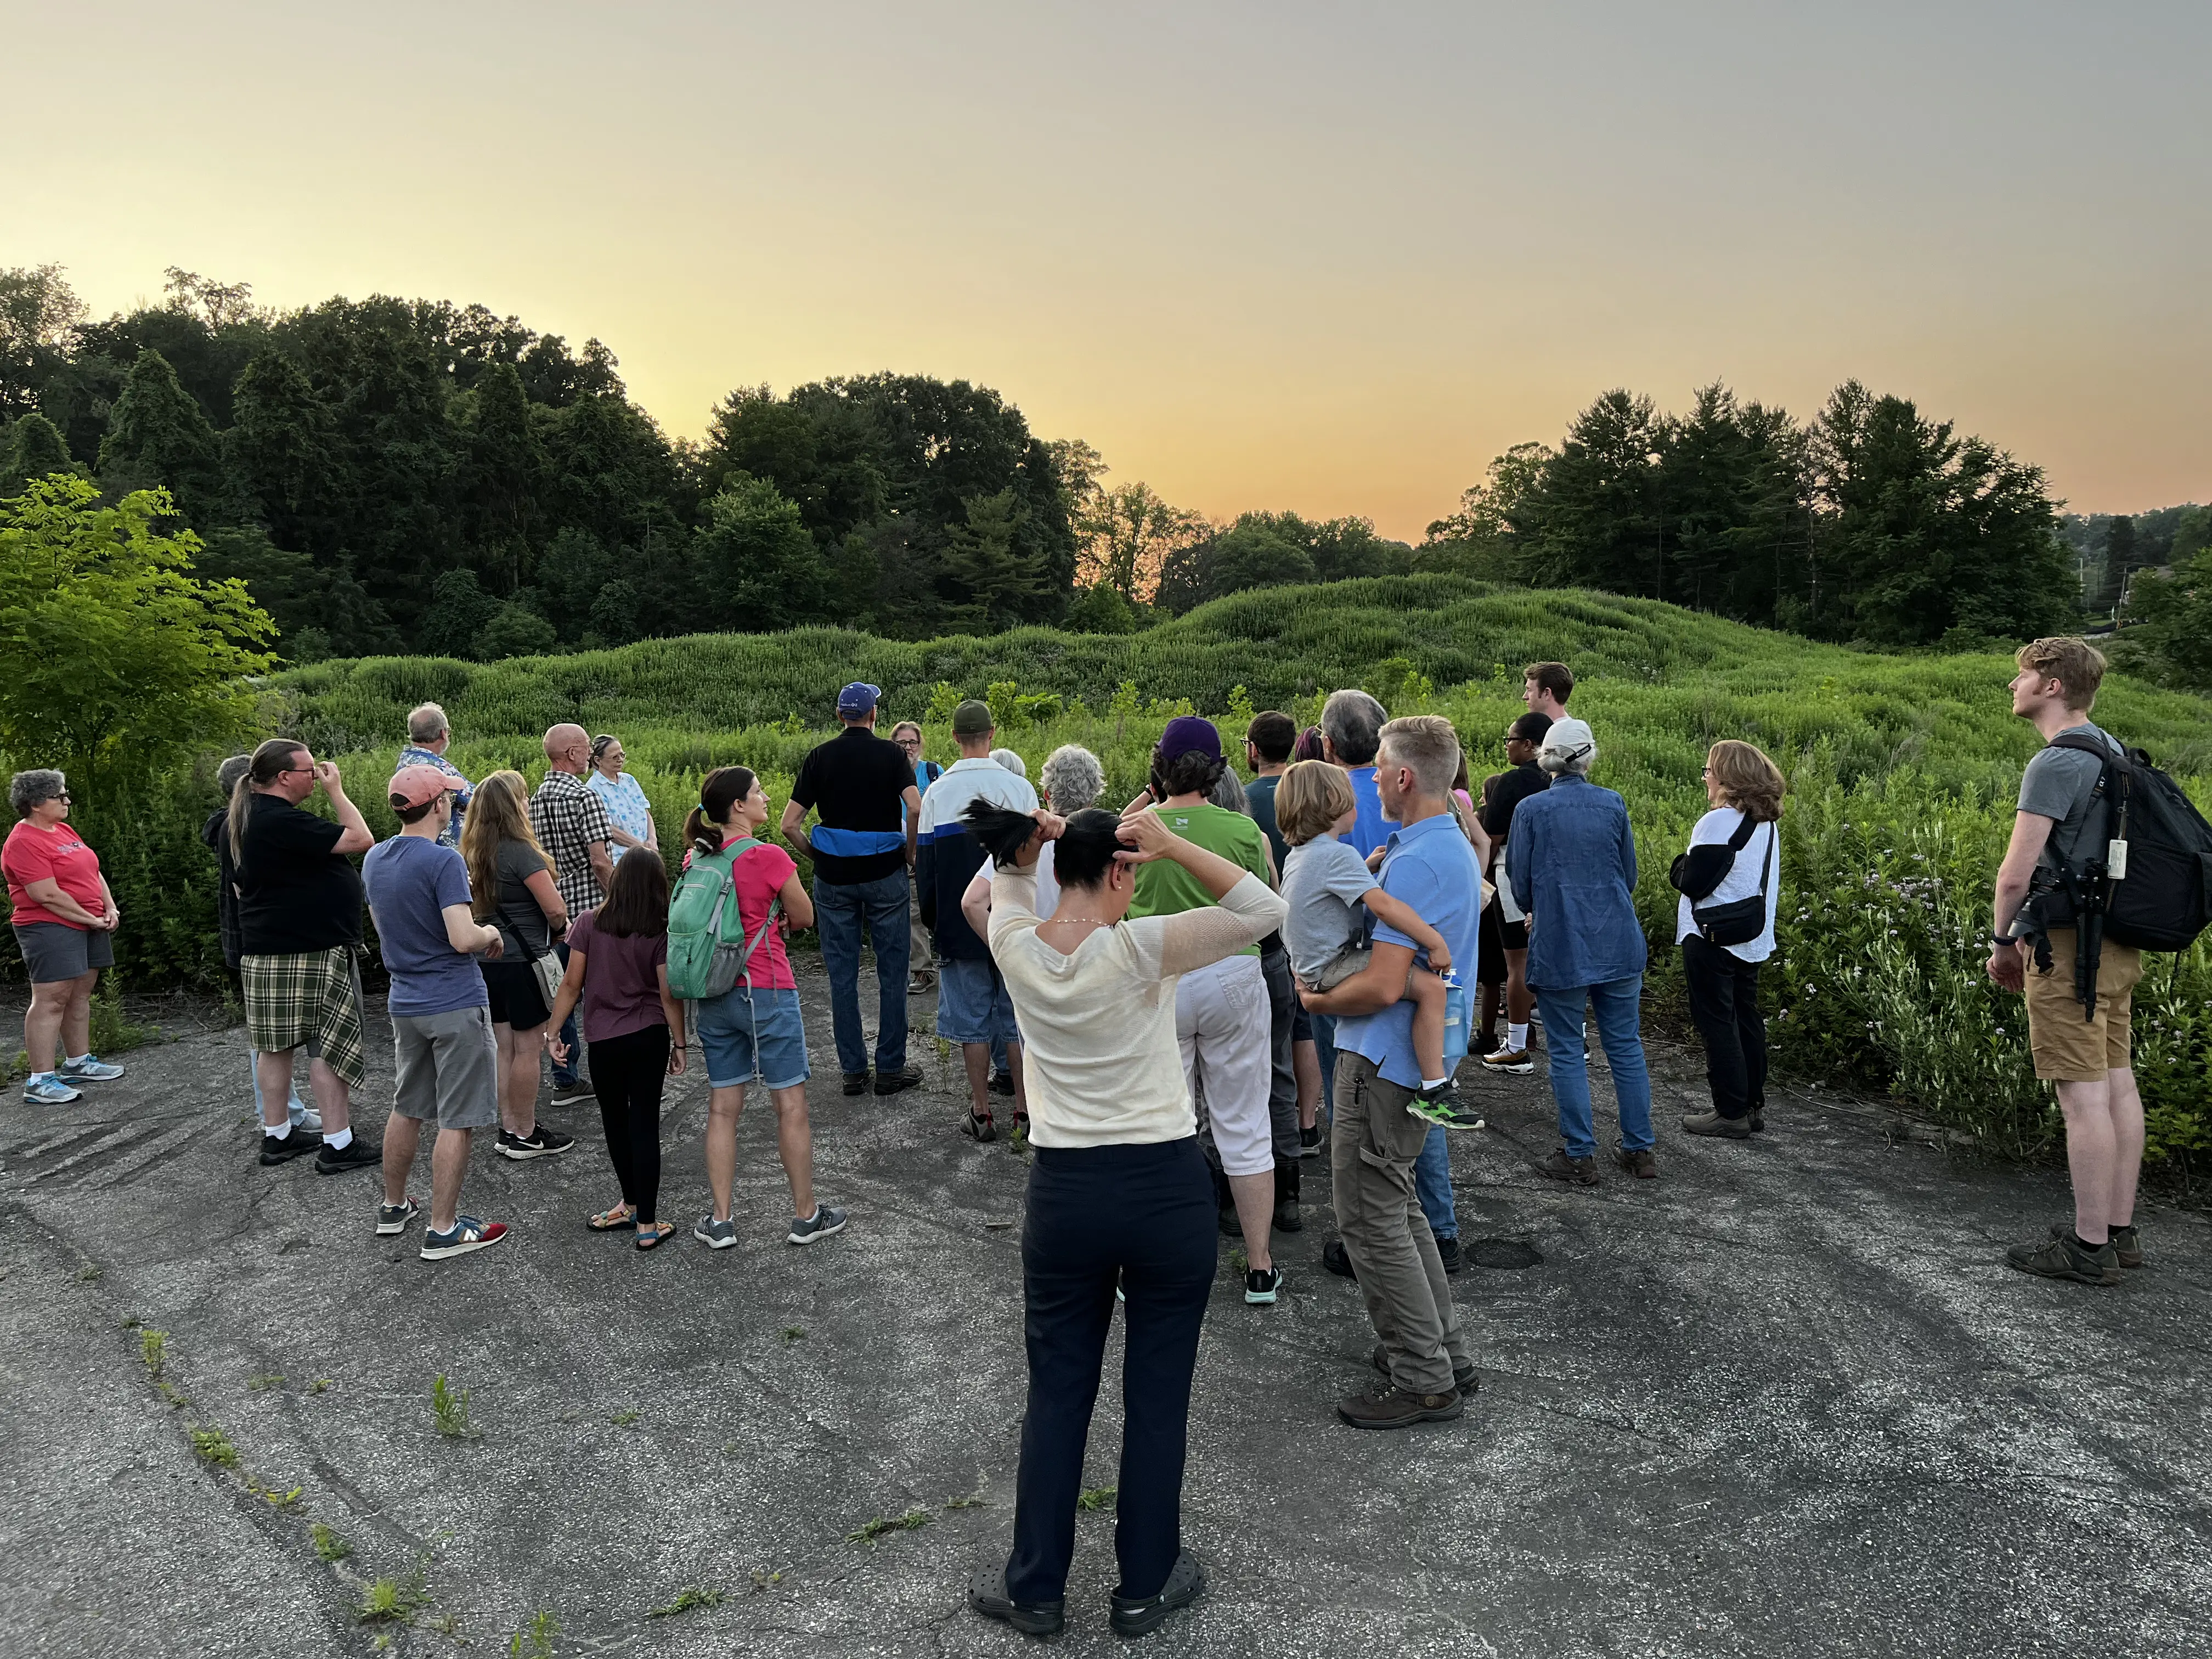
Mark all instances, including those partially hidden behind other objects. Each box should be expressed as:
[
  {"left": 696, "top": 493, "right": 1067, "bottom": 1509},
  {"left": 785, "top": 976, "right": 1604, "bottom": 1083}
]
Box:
[{"left": 1503, "top": 717, "right": 1656, "bottom": 1184}]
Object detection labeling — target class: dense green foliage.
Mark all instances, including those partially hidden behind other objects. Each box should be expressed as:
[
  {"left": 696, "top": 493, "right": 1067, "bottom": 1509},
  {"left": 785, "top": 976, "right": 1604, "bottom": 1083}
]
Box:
[{"left": 1423, "top": 381, "right": 2083, "bottom": 648}]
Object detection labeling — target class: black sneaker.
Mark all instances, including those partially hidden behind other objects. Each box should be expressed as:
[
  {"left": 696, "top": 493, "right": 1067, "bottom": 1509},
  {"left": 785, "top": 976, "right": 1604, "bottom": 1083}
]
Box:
[
  {"left": 2051, "top": 1220, "right": 2145, "bottom": 1269},
  {"left": 988, "top": 1069, "right": 1015, "bottom": 1097},
  {"left": 497, "top": 1126, "right": 577, "bottom": 1162},
  {"left": 1472, "top": 1030, "right": 1502, "bottom": 1057},
  {"left": 873, "top": 1063, "right": 923, "bottom": 1097},
  {"left": 969, "top": 1566, "right": 1064, "bottom": 1638},
  {"left": 1373, "top": 1342, "right": 1479, "bottom": 1396},
  {"left": 2010, "top": 1231, "right": 2120, "bottom": 1285},
  {"left": 1433, "top": 1233, "right": 1464, "bottom": 1274},
  {"left": 1244, "top": 1265, "right": 1284, "bottom": 1305},
  {"left": 1299, "top": 1124, "right": 1322, "bottom": 1158},
  {"left": 1321, "top": 1237, "right": 1356, "bottom": 1280},
  {"left": 960, "top": 1110, "right": 997, "bottom": 1143},
  {"left": 1110, "top": 1549, "right": 1206, "bottom": 1638},
  {"left": 313, "top": 1137, "right": 379, "bottom": 1175},
  {"left": 258, "top": 1128, "right": 323, "bottom": 1166},
  {"left": 841, "top": 1070, "right": 871, "bottom": 1097},
  {"left": 375, "top": 1199, "right": 419, "bottom": 1235},
  {"left": 547, "top": 1080, "right": 594, "bottom": 1107}
]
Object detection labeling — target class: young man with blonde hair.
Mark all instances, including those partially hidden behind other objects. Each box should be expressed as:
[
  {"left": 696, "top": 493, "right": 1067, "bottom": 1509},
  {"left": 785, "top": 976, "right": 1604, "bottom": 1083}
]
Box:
[{"left": 1988, "top": 636, "right": 2142, "bottom": 1284}]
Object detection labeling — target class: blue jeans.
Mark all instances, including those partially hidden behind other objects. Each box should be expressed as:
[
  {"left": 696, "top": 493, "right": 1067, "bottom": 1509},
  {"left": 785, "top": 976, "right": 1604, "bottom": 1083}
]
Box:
[
  {"left": 1316, "top": 1013, "right": 1453, "bottom": 1237},
  {"left": 549, "top": 940, "right": 582, "bottom": 1084},
  {"left": 1312, "top": 1011, "right": 1337, "bottom": 1115},
  {"left": 814, "top": 872, "right": 912, "bottom": 1076},
  {"left": 1534, "top": 975, "right": 1654, "bottom": 1158}
]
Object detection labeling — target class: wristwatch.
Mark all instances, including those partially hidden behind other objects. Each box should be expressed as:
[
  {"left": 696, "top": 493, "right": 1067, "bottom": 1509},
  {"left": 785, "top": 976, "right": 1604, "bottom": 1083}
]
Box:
[{"left": 1987, "top": 932, "right": 2017, "bottom": 951}]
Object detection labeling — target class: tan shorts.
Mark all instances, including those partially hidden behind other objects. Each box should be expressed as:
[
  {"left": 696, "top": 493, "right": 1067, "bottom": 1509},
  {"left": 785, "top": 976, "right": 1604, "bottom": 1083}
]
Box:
[{"left": 2023, "top": 928, "right": 2141, "bottom": 1082}]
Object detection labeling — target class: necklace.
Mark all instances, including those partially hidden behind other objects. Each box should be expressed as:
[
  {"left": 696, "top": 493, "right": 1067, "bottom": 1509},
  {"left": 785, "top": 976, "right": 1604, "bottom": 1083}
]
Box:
[{"left": 1042, "top": 916, "right": 1115, "bottom": 928}]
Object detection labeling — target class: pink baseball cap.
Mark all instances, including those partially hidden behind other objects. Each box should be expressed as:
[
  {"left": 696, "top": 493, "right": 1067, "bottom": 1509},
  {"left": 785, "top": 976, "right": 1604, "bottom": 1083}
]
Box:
[{"left": 388, "top": 764, "right": 463, "bottom": 810}]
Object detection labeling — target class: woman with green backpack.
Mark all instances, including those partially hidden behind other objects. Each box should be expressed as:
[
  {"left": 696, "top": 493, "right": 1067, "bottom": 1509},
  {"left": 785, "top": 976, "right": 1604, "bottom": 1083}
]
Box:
[{"left": 673, "top": 766, "right": 845, "bottom": 1250}]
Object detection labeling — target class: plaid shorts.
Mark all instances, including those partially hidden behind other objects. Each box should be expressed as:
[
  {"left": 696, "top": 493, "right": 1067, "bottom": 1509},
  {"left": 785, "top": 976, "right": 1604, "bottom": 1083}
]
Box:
[{"left": 241, "top": 946, "right": 368, "bottom": 1090}]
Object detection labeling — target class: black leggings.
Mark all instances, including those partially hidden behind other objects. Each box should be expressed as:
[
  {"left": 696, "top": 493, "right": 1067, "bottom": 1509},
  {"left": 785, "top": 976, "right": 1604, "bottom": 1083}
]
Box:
[
  {"left": 1681, "top": 936, "right": 1767, "bottom": 1120},
  {"left": 589, "top": 1025, "right": 669, "bottom": 1223}
]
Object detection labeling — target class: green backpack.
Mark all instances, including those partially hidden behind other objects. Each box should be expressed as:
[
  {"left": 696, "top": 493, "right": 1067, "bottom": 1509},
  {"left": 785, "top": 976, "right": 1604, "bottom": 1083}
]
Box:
[{"left": 666, "top": 838, "right": 783, "bottom": 1001}]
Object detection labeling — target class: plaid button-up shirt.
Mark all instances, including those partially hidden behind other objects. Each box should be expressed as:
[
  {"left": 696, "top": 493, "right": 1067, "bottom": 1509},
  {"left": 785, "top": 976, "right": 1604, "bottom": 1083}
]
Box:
[{"left": 529, "top": 769, "right": 613, "bottom": 918}]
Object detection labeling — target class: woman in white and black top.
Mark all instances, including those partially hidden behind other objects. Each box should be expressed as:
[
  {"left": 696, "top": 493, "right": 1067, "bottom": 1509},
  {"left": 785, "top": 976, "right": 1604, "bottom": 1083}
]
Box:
[
  {"left": 958, "top": 795, "right": 1286, "bottom": 1644},
  {"left": 1675, "top": 741, "right": 1785, "bottom": 1139}
]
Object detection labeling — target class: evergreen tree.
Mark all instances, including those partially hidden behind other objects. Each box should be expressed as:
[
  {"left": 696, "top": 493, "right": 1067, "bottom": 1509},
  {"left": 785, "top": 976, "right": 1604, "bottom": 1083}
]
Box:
[
  {"left": 2, "top": 413, "right": 76, "bottom": 498},
  {"left": 939, "top": 488, "right": 1043, "bottom": 630},
  {"left": 97, "top": 349, "right": 222, "bottom": 521}
]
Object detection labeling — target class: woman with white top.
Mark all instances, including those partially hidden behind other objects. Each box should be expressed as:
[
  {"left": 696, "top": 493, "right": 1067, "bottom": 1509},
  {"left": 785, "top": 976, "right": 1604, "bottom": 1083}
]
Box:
[
  {"left": 584, "top": 733, "right": 656, "bottom": 864},
  {"left": 1674, "top": 741, "right": 1785, "bottom": 1139},
  {"left": 960, "top": 797, "right": 1286, "bottom": 1644}
]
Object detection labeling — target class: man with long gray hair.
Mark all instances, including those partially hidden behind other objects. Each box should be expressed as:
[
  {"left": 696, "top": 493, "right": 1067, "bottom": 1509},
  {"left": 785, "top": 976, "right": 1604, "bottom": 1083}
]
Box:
[{"left": 397, "top": 703, "right": 473, "bottom": 849}]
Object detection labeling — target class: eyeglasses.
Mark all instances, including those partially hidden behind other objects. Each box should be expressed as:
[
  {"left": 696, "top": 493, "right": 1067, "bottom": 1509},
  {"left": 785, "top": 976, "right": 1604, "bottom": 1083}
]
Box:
[{"left": 51, "top": 793, "right": 71, "bottom": 804}]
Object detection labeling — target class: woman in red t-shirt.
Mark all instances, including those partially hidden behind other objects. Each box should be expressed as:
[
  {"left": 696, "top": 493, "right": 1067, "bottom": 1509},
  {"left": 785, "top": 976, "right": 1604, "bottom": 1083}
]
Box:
[
  {"left": 4, "top": 769, "right": 125, "bottom": 1103},
  {"left": 681, "top": 765, "right": 846, "bottom": 1251}
]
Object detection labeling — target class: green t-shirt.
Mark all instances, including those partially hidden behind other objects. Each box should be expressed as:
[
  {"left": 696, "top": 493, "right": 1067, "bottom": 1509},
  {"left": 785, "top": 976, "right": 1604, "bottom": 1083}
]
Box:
[{"left": 1128, "top": 801, "right": 1273, "bottom": 956}]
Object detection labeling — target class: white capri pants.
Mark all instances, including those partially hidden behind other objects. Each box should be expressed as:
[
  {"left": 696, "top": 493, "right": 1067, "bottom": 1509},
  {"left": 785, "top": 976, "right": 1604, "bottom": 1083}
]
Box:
[{"left": 1175, "top": 953, "right": 1274, "bottom": 1177}]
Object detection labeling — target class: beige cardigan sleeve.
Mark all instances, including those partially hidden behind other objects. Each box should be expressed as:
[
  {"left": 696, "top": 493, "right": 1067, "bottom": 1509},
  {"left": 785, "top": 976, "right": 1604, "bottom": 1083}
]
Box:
[{"left": 1135, "top": 873, "right": 1289, "bottom": 978}]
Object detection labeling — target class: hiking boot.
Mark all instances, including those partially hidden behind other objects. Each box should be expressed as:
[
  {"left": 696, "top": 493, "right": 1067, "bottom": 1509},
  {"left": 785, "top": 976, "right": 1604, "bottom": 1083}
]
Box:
[
  {"left": 1336, "top": 1383, "right": 1463, "bottom": 1430},
  {"left": 1299, "top": 1124, "right": 1323, "bottom": 1158},
  {"left": 315, "top": 1137, "right": 381, "bottom": 1175},
  {"left": 1750, "top": 1104, "right": 1768, "bottom": 1133},
  {"left": 1480, "top": 1047, "right": 1535, "bottom": 1075},
  {"left": 874, "top": 1063, "right": 923, "bottom": 1097},
  {"left": 1681, "top": 1110, "right": 1752, "bottom": 1139},
  {"left": 1433, "top": 1233, "right": 1464, "bottom": 1274},
  {"left": 2050, "top": 1221, "right": 2143, "bottom": 1271},
  {"left": 988, "top": 1069, "right": 1015, "bottom": 1097},
  {"left": 258, "top": 1127, "right": 322, "bottom": 1165},
  {"left": 1615, "top": 1147, "right": 1657, "bottom": 1180},
  {"left": 1372, "top": 1342, "right": 1478, "bottom": 1396},
  {"left": 2007, "top": 1231, "right": 2120, "bottom": 1285},
  {"left": 1321, "top": 1237, "right": 1356, "bottom": 1279},
  {"left": 787, "top": 1204, "right": 848, "bottom": 1246},
  {"left": 960, "top": 1110, "right": 997, "bottom": 1143},
  {"left": 497, "top": 1125, "right": 575, "bottom": 1161},
  {"left": 841, "top": 1070, "right": 871, "bottom": 1096},
  {"left": 969, "top": 1565, "right": 1064, "bottom": 1638},
  {"left": 1110, "top": 1549, "right": 1206, "bottom": 1639},
  {"left": 1218, "top": 1204, "right": 1243, "bottom": 1238},
  {"left": 1541, "top": 1148, "right": 1600, "bottom": 1186},
  {"left": 1274, "top": 1195, "right": 1304, "bottom": 1233}
]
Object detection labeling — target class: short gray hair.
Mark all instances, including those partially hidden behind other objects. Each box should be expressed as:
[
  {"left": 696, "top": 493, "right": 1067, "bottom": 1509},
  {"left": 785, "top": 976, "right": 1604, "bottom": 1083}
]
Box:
[
  {"left": 1038, "top": 745, "right": 1104, "bottom": 811},
  {"left": 1321, "top": 689, "right": 1386, "bottom": 766},
  {"left": 990, "top": 747, "right": 1028, "bottom": 779},
  {"left": 407, "top": 702, "right": 450, "bottom": 744},
  {"left": 216, "top": 754, "right": 253, "bottom": 795},
  {"left": 9, "top": 769, "right": 65, "bottom": 817},
  {"left": 1209, "top": 767, "right": 1249, "bottom": 815}
]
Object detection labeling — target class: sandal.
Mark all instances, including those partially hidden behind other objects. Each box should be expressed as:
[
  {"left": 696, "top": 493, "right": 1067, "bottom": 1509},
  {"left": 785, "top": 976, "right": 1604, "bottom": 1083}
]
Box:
[
  {"left": 634, "top": 1221, "right": 675, "bottom": 1251},
  {"left": 588, "top": 1203, "right": 636, "bottom": 1231}
]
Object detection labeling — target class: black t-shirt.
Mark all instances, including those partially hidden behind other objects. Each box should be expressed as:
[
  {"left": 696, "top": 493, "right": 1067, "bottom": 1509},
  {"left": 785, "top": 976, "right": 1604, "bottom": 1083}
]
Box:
[
  {"left": 201, "top": 809, "right": 242, "bottom": 970},
  {"left": 789, "top": 727, "right": 917, "bottom": 885},
  {"left": 1481, "top": 762, "right": 1550, "bottom": 842},
  {"left": 235, "top": 793, "right": 364, "bottom": 955}
]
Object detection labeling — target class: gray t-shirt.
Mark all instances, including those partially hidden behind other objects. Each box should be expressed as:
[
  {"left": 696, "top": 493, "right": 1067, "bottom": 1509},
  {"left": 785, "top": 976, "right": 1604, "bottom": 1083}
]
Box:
[
  {"left": 2018, "top": 722, "right": 2123, "bottom": 877},
  {"left": 1282, "top": 832, "right": 1381, "bottom": 982},
  {"left": 491, "top": 838, "right": 557, "bottom": 958}
]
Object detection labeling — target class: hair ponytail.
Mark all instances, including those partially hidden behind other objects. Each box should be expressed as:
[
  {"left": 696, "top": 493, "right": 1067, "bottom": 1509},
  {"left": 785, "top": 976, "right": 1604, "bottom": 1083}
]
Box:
[
  {"left": 229, "top": 738, "right": 306, "bottom": 860},
  {"left": 687, "top": 766, "right": 757, "bottom": 859}
]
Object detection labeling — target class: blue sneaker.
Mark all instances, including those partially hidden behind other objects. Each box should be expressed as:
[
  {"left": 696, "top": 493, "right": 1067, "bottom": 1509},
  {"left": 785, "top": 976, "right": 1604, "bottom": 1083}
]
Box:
[
  {"left": 24, "top": 1075, "right": 82, "bottom": 1105},
  {"left": 59, "top": 1054, "right": 125, "bottom": 1082}
]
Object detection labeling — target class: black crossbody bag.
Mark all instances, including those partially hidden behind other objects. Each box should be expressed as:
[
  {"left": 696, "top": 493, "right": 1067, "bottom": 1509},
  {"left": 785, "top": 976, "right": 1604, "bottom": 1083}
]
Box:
[{"left": 1669, "top": 815, "right": 1774, "bottom": 948}]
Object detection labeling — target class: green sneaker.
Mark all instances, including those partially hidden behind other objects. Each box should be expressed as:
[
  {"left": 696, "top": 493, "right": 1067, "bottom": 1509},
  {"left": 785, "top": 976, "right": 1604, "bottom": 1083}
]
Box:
[{"left": 1407, "top": 1081, "right": 1465, "bottom": 1130}]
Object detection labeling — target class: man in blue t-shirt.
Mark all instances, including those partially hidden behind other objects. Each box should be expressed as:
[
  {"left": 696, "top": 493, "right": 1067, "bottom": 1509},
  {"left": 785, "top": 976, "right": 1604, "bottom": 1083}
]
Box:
[
  {"left": 361, "top": 766, "right": 512, "bottom": 1262},
  {"left": 1298, "top": 716, "right": 1480, "bottom": 1430}
]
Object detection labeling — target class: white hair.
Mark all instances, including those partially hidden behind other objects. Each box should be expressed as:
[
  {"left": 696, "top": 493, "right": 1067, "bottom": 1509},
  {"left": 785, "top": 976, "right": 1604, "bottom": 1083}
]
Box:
[
  {"left": 1538, "top": 716, "right": 1597, "bottom": 778},
  {"left": 990, "top": 747, "right": 1028, "bottom": 779}
]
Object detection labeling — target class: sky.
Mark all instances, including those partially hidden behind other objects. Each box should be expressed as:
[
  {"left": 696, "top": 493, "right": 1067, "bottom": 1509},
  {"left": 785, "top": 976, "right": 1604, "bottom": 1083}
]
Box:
[{"left": 8, "top": 2, "right": 2208, "bottom": 540}]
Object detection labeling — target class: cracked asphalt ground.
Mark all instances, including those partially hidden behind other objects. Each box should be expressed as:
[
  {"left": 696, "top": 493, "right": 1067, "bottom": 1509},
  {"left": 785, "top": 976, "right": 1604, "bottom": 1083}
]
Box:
[{"left": 3, "top": 961, "right": 2209, "bottom": 1658}]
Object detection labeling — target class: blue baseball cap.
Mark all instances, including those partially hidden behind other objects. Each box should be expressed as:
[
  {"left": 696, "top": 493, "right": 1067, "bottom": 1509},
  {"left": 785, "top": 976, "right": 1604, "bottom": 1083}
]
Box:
[{"left": 837, "top": 682, "right": 882, "bottom": 718}]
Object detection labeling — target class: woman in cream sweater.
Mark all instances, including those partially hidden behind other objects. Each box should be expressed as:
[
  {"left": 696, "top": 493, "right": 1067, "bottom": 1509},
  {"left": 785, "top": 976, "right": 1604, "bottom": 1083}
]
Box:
[{"left": 960, "top": 797, "right": 1286, "bottom": 1644}]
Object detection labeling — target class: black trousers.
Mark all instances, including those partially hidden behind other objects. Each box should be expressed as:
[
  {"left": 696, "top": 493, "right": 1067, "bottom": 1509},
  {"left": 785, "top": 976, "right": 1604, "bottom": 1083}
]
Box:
[
  {"left": 1007, "top": 1138, "right": 1215, "bottom": 1606},
  {"left": 1681, "top": 938, "right": 1766, "bottom": 1120},
  {"left": 588, "top": 1025, "right": 668, "bottom": 1222}
]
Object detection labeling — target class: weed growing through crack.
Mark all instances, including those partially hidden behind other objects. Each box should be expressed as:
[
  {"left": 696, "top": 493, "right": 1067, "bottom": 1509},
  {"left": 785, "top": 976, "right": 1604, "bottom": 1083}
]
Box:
[
  {"left": 263, "top": 1486, "right": 303, "bottom": 1509},
  {"left": 248, "top": 1374, "right": 285, "bottom": 1392},
  {"left": 357, "top": 1566, "right": 430, "bottom": 1626},
  {"left": 77, "top": 1264, "right": 103, "bottom": 1283},
  {"left": 190, "top": 1428, "right": 240, "bottom": 1470},
  {"left": 506, "top": 1610, "right": 557, "bottom": 1656},
  {"left": 431, "top": 1374, "right": 476, "bottom": 1440},
  {"left": 311, "top": 1523, "right": 351, "bottom": 1562},
  {"left": 779, "top": 1326, "right": 805, "bottom": 1345},
  {"left": 1077, "top": 1486, "right": 1117, "bottom": 1512},
  {"left": 309, "top": 1379, "right": 330, "bottom": 1395},
  {"left": 1228, "top": 1246, "right": 1249, "bottom": 1276},
  {"left": 119, "top": 1316, "right": 140, "bottom": 1329},
  {"left": 749, "top": 1569, "right": 785, "bottom": 1593},
  {"left": 646, "top": 1587, "right": 724, "bottom": 1618},
  {"left": 846, "top": 1508, "right": 932, "bottom": 1544},
  {"left": 140, "top": 1329, "right": 166, "bottom": 1379},
  {"left": 943, "top": 1494, "right": 985, "bottom": 1510},
  {"left": 610, "top": 1409, "right": 641, "bottom": 1427}
]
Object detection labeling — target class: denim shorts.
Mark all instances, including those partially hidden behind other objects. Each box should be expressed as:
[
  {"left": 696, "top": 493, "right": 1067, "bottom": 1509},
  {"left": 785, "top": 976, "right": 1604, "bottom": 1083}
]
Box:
[
  {"left": 695, "top": 985, "right": 810, "bottom": 1090},
  {"left": 936, "top": 956, "right": 1018, "bottom": 1046}
]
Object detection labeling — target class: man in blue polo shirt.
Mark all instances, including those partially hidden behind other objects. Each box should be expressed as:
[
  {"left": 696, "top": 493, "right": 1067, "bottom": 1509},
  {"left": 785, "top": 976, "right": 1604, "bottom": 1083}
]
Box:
[
  {"left": 782, "top": 682, "right": 924, "bottom": 1097},
  {"left": 1299, "top": 714, "right": 1480, "bottom": 1430}
]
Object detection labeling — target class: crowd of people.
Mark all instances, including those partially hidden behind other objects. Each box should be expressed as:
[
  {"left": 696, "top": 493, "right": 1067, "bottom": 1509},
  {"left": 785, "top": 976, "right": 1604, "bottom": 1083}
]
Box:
[{"left": 1, "top": 637, "right": 2165, "bottom": 1641}]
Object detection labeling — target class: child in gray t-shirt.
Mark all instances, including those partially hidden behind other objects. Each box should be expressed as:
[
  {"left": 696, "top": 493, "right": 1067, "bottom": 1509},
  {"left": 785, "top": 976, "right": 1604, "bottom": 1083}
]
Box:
[{"left": 1278, "top": 762, "right": 1457, "bottom": 1096}]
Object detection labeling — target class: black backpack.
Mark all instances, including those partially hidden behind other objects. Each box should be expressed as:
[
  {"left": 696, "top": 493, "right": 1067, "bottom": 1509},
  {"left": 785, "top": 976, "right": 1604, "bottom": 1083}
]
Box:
[{"left": 2038, "top": 733, "right": 2212, "bottom": 953}]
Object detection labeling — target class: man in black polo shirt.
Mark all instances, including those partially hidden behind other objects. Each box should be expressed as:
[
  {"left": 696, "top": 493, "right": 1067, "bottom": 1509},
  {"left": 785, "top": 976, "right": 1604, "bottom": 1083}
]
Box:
[{"left": 782, "top": 682, "right": 924, "bottom": 1097}]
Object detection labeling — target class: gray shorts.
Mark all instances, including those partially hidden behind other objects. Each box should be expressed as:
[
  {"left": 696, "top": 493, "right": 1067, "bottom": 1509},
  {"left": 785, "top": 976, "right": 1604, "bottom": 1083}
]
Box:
[
  {"left": 390, "top": 1005, "right": 499, "bottom": 1131},
  {"left": 1302, "top": 940, "right": 1372, "bottom": 992},
  {"left": 13, "top": 922, "right": 114, "bottom": 983}
]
